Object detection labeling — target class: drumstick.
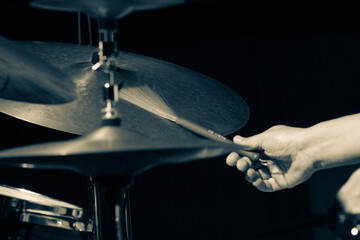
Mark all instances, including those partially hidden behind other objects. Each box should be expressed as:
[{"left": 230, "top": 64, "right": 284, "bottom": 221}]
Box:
[{"left": 119, "top": 84, "right": 272, "bottom": 166}]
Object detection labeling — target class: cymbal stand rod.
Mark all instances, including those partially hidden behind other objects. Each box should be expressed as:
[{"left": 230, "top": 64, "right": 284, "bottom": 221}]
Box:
[
  {"left": 97, "top": 18, "right": 118, "bottom": 65},
  {"left": 96, "top": 18, "right": 122, "bottom": 126},
  {"left": 124, "top": 189, "right": 134, "bottom": 240},
  {"left": 87, "top": 14, "right": 93, "bottom": 46},
  {"left": 95, "top": 177, "right": 134, "bottom": 240},
  {"left": 78, "top": 11, "right": 82, "bottom": 45},
  {"left": 88, "top": 176, "right": 101, "bottom": 240}
]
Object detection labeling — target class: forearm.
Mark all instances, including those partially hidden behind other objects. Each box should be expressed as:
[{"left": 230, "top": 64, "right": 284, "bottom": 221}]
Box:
[{"left": 302, "top": 113, "right": 360, "bottom": 170}]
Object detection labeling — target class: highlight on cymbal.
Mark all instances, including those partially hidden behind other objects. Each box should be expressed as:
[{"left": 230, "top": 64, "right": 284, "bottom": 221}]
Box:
[{"left": 0, "top": 36, "right": 76, "bottom": 104}]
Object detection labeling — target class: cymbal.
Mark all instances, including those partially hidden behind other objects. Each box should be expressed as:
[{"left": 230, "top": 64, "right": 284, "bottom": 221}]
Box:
[
  {"left": 0, "top": 37, "right": 76, "bottom": 104},
  {"left": 0, "top": 126, "right": 239, "bottom": 176},
  {"left": 0, "top": 41, "right": 249, "bottom": 138},
  {"left": 30, "top": 0, "right": 185, "bottom": 19}
]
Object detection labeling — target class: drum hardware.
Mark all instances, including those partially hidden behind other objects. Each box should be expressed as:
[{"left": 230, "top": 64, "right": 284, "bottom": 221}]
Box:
[
  {"left": 0, "top": 35, "right": 240, "bottom": 238},
  {"left": 94, "top": 17, "right": 121, "bottom": 126},
  {"left": 0, "top": 27, "right": 245, "bottom": 240},
  {"left": 0, "top": 1, "right": 250, "bottom": 239},
  {"left": 88, "top": 176, "right": 101, "bottom": 240},
  {"left": 0, "top": 184, "right": 93, "bottom": 240},
  {"left": 0, "top": 126, "right": 239, "bottom": 240},
  {"left": 0, "top": 41, "right": 249, "bottom": 137},
  {"left": 87, "top": 176, "right": 133, "bottom": 240}
]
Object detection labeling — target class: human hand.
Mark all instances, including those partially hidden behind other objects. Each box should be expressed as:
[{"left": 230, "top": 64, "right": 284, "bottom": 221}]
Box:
[
  {"left": 226, "top": 125, "right": 318, "bottom": 192},
  {"left": 337, "top": 168, "right": 360, "bottom": 214}
]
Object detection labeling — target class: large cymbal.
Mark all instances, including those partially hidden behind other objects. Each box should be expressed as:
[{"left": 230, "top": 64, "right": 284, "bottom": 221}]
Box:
[
  {"left": 0, "top": 126, "right": 238, "bottom": 176},
  {"left": 0, "top": 37, "right": 76, "bottom": 104},
  {"left": 0, "top": 41, "right": 248, "bottom": 138},
  {"left": 30, "top": 0, "right": 185, "bottom": 19}
]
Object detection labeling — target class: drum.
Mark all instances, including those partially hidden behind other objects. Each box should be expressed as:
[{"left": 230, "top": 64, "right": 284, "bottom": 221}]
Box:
[{"left": 0, "top": 184, "right": 94, "bottom": 240}]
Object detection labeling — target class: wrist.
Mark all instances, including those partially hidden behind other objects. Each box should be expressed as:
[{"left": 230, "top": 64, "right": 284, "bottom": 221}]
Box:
[
  {"left": 301, "top": 115, "right": 360, "bottom": 170},
  {"left": 298, "top": 126, "right": 328, "bottom": 172}
]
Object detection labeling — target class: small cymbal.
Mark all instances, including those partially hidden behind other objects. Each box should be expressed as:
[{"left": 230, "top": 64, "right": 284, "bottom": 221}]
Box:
[
  {"left": 31, "top": 0, "right": 185, "bottom": 19},
  {"left": 0, "top": 37, "right": 76, "bottom": 104},
  {"left": 0, "top": 41, "right": 249, "bottom": 138},
  {"left": 0, "top": 126, "right": 238, "bottom": 176}
]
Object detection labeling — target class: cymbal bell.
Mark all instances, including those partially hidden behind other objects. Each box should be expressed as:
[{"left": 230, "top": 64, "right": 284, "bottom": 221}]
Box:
[
  {"left": 30, "top": 0, "right": 185, "bottom": 19},
  {"left": 0, "top": 41, "right": 249, "bottom": 138},
  {"left": 0, "top": 126, "right": 239, "bottom": 176},
  {"left": 0, "top": 36, "right": 76, "bottom": 104}
]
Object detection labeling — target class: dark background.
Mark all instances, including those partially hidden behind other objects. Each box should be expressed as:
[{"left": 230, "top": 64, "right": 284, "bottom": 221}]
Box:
[{"left": 1, "top": 0, "right": 360, "bottom": 239}]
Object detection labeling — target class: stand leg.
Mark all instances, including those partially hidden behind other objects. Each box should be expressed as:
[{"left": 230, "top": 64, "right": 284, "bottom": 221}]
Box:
[
  {"left": 89, "top": 177, "right": 134, "bottom": 240},
  {"left": 88, "top": 176, "right": 101, "bottom": 240},
  {"left": 124, "top": 190, "right": 133, "bottom": 240}
]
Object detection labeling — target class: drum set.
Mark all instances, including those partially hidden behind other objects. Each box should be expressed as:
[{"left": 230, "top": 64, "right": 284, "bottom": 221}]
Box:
[
  {"left": 0, "top": 1, "right": 358, "bottom": 240},
  {"left": 0, "top": 0, "right": 252, "bottom": 239}
]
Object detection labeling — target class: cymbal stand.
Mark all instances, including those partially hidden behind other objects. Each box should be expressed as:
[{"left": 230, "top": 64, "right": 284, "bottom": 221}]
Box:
[
  {"left": 89, "top": 175, "right": 134, "bottom": 240},
  {"left": 93, "top": 18, "right": 122, "bottom": 126},
  {"left": 89, "top": 18, "right": 134, "bottom": 240}
]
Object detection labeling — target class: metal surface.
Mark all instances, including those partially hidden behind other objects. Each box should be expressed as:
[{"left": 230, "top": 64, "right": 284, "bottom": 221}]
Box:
[
  {"left": 0, "top": 37, "right": 76, "bottom": 104},
  {"left": 0, "top": 126, "right": 239, "bottom": 176},
  {"left": 31, "top": 0, "right": 185, "bottom": 19},
  {"left": 0, "top": 41, "right": 249, "bottom": 137},
  {"left": 0, "top": 184, "right": 93, "bottom": 232}
]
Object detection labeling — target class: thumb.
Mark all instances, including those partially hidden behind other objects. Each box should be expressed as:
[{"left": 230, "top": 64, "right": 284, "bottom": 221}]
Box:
[{"left": 233, "top": 135, "right": 263, "bottom": 151}]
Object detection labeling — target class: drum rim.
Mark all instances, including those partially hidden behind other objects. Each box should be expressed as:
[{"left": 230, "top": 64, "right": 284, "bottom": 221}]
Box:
[
  {"left": 20, "top": 212, "right": 94, "bottom": 232},
  {"left": 0, "top": 184, "right": 82, "bottom": 209},
  {"left": 0, "top": 184, "right": 93, "bottom": 232}
]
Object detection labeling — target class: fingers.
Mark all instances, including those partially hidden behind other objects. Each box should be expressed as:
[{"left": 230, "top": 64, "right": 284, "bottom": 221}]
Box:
[
  {"left": 227, "top": 152, "right": 265, "bottom": 172},
  {"left": 226, "top": 152, "right": 258, "bottom": 169},
  {"left": 236, "top": 156, "right": 253, "bottom": 172},
  {"left": 238, "top": 163, "right": 286, "bottom": 192},
  {"left": 236, "top": 149, "right": 260, "bottom": 161},
  {"left": 226, "top": 135, "right": 286, "bottom": 192},
  {"left": 231, "top": 135, "right": 262, "bottom": 161},
  {"left": 226, "top": 135, "right": 262, "bottom": 166},
  {"left": 244, "top": 168, "right": 274, "bottom": 192},
  {"left": 253, "top": 178, "right": 273, "bottom": 192},
  {"left": 244, "top": 168, "right": 260, "bottom": 182},
  {"left": 229, "top": 160, "right": 285, "bottom": 192},
  {"left": 233, "top": 135, "right": 263, "bottom": 151},
  {"left": 258, "top": 167, "right": 271, "bottom": 180},
  {"left": 226, "top": 152, "right": 240, "bottom": 166},
  {"left": 245, "top": 169, "right": 284, "bottom": 192}
]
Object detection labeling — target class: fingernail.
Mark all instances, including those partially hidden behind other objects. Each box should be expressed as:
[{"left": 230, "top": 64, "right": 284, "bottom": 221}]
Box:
[{"left": 233, "top": 135, "right": 243, "bottom": 143}]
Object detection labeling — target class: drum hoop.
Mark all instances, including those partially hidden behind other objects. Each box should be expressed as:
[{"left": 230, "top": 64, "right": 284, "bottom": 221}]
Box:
[
  {"left": 0, "top": 185, "right": 81, "bottom": 208},
  {"left": 0, "top": 184, "right": 93, "bottom": 232},
  {"left": 23, "top": 201, "right": 84, "bottom": 220},
  {"left": 20, "top": 212, "right": 94, "bottom": 232}
]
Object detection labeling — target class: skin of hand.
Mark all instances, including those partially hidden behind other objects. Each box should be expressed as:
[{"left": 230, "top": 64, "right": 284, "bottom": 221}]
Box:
[
  {"left": 337, "top": 168, "right": 360, "bottom": 214},
  {"left": 227, "top": 114, "right": 360, "bottom": 192},
  {"left": 226, "top": 125, "right": 318, "bottom": 192}
]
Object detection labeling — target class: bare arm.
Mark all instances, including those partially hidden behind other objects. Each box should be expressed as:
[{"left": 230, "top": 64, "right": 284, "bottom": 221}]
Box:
[{"left": 302, "top": 113, "right": 360, "bottom": 170}]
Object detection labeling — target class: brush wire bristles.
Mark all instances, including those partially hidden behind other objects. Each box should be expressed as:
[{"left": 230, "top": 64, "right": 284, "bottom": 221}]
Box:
[{"left": 120, "top": 85, "right": 177, "bottom": 122}]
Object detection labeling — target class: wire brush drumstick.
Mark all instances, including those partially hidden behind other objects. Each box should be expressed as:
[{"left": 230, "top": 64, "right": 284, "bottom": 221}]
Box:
[{"left": 119, "top": 84, "right": 273, "bottom": 166}]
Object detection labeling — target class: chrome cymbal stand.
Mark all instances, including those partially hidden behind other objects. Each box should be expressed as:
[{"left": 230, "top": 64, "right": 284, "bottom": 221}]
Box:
[
  {"left": 92, "top": 18, "right": 122, "bottom": 125},
  {"left": 89, "top": 175, "right": 134, "bottom": 240},
  {"left": 88, "top": 18, "right": 134, "bottom": 240}
]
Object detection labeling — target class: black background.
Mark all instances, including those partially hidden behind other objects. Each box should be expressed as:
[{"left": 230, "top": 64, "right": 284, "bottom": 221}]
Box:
[{"left": 1, "top": 0, "right": 360, "bottom": 239}]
